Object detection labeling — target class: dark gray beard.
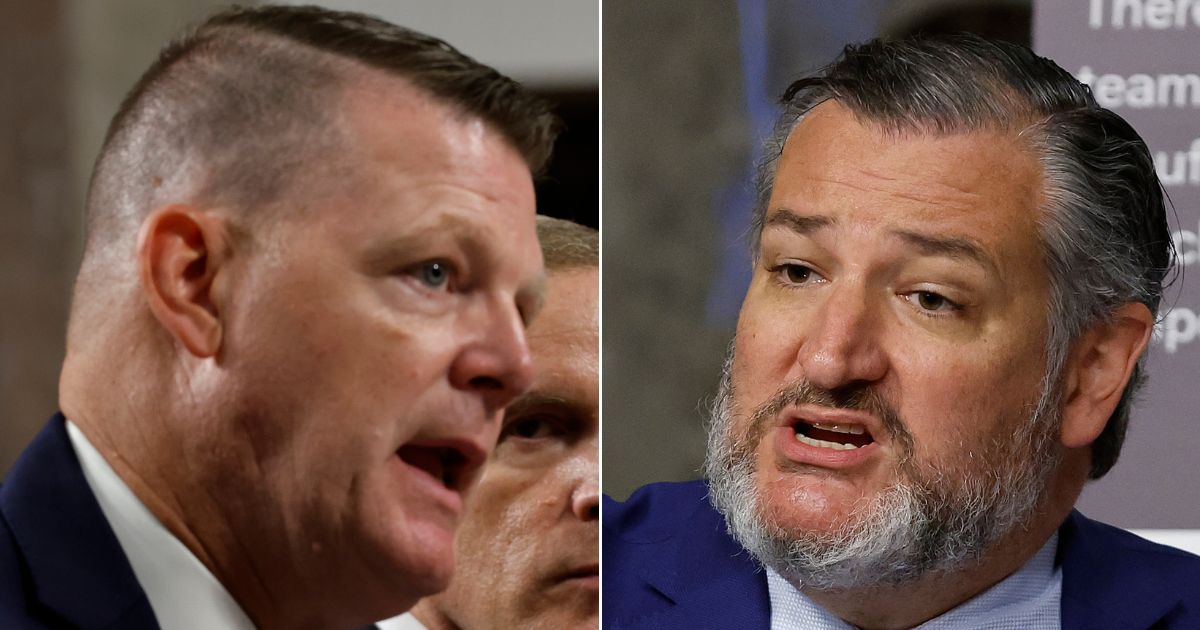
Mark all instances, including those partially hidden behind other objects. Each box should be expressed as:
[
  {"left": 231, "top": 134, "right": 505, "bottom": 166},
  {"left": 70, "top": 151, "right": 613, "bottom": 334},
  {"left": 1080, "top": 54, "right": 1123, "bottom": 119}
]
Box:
[{"left": 704, "top": 352, "right": 1061, "bottom": 591}]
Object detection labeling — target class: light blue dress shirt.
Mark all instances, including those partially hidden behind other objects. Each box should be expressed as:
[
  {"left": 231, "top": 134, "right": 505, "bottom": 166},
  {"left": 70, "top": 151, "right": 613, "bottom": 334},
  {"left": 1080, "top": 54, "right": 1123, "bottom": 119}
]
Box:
[{"left": 767, "top": 533, "right": 1061, "bottom": 629}]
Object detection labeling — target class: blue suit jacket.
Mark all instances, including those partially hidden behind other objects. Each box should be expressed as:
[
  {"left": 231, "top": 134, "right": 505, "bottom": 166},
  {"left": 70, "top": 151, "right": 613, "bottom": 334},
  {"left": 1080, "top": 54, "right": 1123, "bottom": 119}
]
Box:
[
  {"left": 0, "top": 414, "right": 160, "bottom": 629},
  {"left": 604, "top": 480, "right": 1200, "bottom": 629}
]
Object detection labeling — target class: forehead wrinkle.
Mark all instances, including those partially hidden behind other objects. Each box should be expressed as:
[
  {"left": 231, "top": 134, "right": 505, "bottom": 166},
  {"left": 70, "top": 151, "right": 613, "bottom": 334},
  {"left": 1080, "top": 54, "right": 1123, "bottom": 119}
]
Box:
[
  {"left": 847, "top": 166, "right": 900, "bottom": 183},
  {"left": 528, "top": 319, "right": 594, "bottom": 343},
  {"left": 842, "top": 160, "right": 988, "bottom": 210},
  {"left": 887, "top": 185, "right": 984, "bottom": 209},
  {"left": 807, "top": 173, "right": 878, "bottom": 195}
]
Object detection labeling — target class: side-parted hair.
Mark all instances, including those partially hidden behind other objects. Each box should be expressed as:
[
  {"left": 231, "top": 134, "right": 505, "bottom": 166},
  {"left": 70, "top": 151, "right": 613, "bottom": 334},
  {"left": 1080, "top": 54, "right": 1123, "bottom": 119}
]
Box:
[
  {"left": 536, "top": 215, "right": 598, "bottom": 271},
  {"left": 752, "top": 34, "right": 1174, "bottom": 479}
]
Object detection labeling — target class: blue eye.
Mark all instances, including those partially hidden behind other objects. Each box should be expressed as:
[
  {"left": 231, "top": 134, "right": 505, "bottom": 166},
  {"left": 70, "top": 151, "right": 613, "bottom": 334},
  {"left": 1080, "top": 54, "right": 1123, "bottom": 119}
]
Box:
[{"left": 416, "top": 261, "right": 450, "bottom": 289}]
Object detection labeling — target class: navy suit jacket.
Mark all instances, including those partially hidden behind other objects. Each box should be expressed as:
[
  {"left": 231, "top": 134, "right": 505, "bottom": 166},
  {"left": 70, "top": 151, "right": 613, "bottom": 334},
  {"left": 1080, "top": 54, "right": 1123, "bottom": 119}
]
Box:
[
  {"left": 0, "top": 415, "right": 389, "bottom": 630},
  {"left": 604, "top": 480, "right": 1200, "bottom": 630},
  {"left": 0, "top": 414, "right": 159, "bottom": 629}
]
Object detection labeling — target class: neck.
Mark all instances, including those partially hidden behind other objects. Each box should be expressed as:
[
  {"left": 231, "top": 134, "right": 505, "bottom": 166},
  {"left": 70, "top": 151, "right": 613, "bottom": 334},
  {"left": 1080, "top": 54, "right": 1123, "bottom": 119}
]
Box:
[
  {"left": 802, "top": 528, "right": 1051, "bottom": 629},
  {"left": 61, "top": 353, "right": 368, "bottom": 630}
]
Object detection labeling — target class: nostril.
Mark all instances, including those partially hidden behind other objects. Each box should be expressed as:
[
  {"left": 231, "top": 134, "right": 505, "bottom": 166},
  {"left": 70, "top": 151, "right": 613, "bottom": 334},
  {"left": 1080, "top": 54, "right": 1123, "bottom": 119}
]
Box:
[
  {"left": 574, "top": 487, "right": 600, "bottom": 521},
  {"left": 467, "top": 375, "right": 504, "bottom": 391}
]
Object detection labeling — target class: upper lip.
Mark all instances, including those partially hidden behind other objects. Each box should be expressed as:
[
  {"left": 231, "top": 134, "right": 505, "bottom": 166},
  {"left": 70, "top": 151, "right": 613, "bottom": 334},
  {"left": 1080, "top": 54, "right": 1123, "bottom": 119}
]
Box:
[{"left": 778, "top": 404, "right": 882, "bottom": 442}]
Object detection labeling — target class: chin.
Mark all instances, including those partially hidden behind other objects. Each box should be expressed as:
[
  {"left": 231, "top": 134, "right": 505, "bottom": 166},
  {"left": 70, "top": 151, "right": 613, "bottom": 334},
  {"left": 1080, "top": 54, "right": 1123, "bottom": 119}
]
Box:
[
  {"left": 398, "top": 539, "right": 457, "bottom": 595},
  {"left": 359, "top": 515, "right": 458, "bottom": 601},
  {"left": 756, "top": 471, "right": 866, "bottom": 536}
]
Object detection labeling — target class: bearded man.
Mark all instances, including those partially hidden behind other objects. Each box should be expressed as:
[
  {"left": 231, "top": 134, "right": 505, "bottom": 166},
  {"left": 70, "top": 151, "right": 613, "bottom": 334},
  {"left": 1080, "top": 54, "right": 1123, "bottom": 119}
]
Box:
[{"left": 604, "top": 34, "right": 1200, "bottom": 630}]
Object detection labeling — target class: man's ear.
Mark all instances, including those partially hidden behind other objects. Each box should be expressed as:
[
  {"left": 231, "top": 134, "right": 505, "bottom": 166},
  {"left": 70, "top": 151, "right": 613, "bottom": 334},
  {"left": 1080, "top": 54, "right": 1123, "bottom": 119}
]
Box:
[
  {"left": 1060, "top": 303, "right": 1155, "bottom": 448},
  {"left": 136, "top": 204, "right": 231, "bottom": 358}
]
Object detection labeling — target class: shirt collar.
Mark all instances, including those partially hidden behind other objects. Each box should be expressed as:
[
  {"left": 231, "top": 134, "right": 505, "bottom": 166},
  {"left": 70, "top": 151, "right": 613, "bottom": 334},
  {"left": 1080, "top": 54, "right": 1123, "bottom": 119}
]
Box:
[
  {"left": 767, "top": 532, "right": 1062, "bottom": 630},
  {"left": 67, "top": 420, "right": 256, "bottom": 630},
  {"left": 377, "top": 612, "right": 430, "bottom": 630}
]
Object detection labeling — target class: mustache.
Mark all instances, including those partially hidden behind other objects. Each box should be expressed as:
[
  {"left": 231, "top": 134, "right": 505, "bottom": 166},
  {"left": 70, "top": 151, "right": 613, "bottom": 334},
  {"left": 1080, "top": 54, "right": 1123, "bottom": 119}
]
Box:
[{"left": 746, "top": 380, "right": 915, "bottom": 459}]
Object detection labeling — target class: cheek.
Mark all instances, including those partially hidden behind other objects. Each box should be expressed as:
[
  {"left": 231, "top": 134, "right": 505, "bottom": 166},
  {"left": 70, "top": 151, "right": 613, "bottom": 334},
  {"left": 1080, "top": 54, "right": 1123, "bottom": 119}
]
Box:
[
  {"left": 219, "top": 281, "right": 467, "bottom": 492},
  {"left": 733, "top": 313, "right": 785, "bottom": 404},
  {"left": 457, "top": 469, "right": 542, "bottom": 569},
  {"left": 240, "top": 283, "right": 457, "bottom": 413},
  {"left": 443, "top": 475, "right": 554, "bottom": 627},
  {"left": 733, "top": 288, "right": 817, "bottom": 399},
  {"left": 895, "top": 347, "right": 1045, "bottom": 460}
]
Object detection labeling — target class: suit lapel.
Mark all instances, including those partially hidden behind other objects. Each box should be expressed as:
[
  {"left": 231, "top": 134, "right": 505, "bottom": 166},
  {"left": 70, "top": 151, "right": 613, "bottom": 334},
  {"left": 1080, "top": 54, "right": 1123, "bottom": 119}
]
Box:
[
  {"left": 613, "top": 494, "right": 1193, "bottom": 630},
  {"left": 622, "top": 487, "right": 770, "bottom": 629},
  {"left": 0, "top": 414, "right": 158, "bottom": 629}
]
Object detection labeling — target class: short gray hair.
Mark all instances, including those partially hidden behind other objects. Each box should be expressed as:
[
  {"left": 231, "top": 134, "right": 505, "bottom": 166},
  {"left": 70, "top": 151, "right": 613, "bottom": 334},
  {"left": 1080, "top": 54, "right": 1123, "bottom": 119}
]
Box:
[
  {"left": 751, "top": 34, "right": 1173, "bottom": 479},
  {"left": 536, "top": 215, "right": 598, "bottom": 271}
]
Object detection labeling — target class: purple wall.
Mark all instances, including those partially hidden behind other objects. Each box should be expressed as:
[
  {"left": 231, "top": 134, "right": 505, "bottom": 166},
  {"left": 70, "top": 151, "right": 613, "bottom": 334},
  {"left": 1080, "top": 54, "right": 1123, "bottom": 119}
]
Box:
[{"left": 1036, "top": 0, "right": 1200, "bottom": 527}]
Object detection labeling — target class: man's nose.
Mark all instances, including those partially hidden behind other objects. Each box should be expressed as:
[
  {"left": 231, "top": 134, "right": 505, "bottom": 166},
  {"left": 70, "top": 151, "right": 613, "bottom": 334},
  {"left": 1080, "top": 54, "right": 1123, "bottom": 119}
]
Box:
[
  {"left": 796, "top": 282, "right": 888, "bottom": 390},
  {"left": 570, "top": 443, "right": 599, "bottom": 522},
  {"left": 448, "top": 296, "right": 535, "bottom": 414}
]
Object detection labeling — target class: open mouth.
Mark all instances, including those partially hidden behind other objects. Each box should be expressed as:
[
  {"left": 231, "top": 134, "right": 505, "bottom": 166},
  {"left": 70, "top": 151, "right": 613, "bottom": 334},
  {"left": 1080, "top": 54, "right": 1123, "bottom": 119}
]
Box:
[
  {"left": 396, "top": 444, "right": 469, "bottom": 490},
  {"left": 793, "top": 420, "right": 875, "bottom": 450}
]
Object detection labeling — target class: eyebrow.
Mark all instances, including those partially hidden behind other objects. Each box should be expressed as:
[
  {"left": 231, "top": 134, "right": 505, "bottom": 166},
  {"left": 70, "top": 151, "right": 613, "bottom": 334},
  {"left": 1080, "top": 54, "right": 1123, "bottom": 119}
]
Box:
[
  {"left": 361, "top": 215, "right": 489, "bottom": 272},
  {"left": 507, "top": 392, "right": 573, "bottom": 415},
  {"left": 890, "top": 229, "right": 992, "bottom": 269},
  {"left": 765, "top": 208, "right": 835, "bottom": 235},
  {"left": 765, "top": 208, "right": 996, "bottom": 271}
]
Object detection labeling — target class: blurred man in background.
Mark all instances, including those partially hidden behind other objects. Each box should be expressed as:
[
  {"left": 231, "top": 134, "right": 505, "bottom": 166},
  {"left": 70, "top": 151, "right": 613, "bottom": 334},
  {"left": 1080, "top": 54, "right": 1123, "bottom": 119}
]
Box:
[
  {"left": 386, "top": 216, "right": 599, "bottom": 630},
  {"left": 0, "top": 5, "right": 557, "bottom": 629},
  {"left": 605, "top": 34, "right": 1200, "bottom": 629}
]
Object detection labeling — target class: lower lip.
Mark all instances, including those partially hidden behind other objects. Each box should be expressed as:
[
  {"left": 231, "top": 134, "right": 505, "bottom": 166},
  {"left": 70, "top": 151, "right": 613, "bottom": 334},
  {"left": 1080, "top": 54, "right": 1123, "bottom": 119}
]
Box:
[
  {"left": 390, "top": 454, "right": 463, "bottom": 515},
  {"left": 772, "top": 425, "right": 880, "bottom": 469}
]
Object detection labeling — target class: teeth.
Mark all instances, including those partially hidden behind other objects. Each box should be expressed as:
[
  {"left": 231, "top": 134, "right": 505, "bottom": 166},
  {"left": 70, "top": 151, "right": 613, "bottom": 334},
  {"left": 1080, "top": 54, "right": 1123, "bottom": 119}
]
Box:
[
  {"left": 795, "top": 432, "right": 859, "bottom": 450},
  {"left": 811, "top": 422, "right": 865, "bottom": 435}
]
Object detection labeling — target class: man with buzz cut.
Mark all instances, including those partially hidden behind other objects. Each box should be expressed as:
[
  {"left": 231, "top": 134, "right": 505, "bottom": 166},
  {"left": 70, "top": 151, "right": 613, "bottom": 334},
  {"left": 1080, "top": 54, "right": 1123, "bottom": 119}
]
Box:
[
  {"left": 0, "top": 5, "right": 557, "bottom": 629},
  {"left": 605, "top": 34, "right": 1200, "bottom": 630}
]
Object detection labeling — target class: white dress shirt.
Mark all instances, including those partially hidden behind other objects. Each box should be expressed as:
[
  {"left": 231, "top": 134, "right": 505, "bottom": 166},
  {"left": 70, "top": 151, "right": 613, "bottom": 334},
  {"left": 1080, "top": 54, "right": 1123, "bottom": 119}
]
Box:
[
  {"left": 67, "top": 421, "right": 256, "bottom": 630},
  {"left": 377, "top": 612, "right": 429, "bottom": 629}
]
